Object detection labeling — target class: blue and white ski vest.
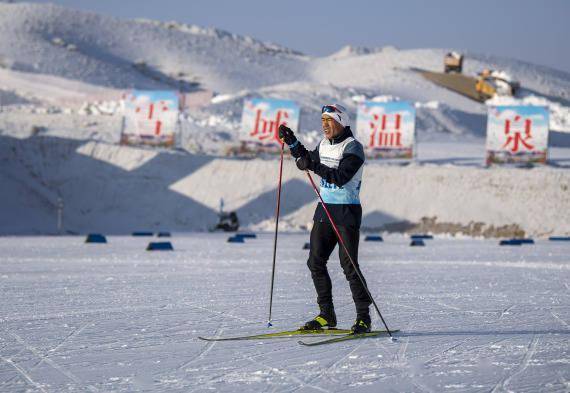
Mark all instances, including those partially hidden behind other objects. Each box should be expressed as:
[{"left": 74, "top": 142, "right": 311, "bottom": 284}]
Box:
[{"left": 318, "top": 137, "right": 364, "bottom": 204}]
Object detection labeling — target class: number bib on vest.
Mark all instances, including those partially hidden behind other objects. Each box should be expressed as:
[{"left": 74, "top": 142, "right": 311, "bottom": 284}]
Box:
[{"left": 318, "top": 137, "right": 363, "bottom": 204}]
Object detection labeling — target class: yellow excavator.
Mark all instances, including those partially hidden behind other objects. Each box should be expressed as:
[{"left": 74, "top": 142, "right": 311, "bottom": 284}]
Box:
[
  {"left": 475, "top": 68, "right": 520, "bottom": 100},
  {"left": 414, "top": 53, "right": 520, "bottom": 102}
]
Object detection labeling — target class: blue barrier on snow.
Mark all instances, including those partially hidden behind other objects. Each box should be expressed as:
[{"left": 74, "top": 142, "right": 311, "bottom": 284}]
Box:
[
  {"left": 227, "top": 236, "right": 245, "bottom": 243},
  {"left": 500, "top": 238, "right": 535, "bottom": 246},
  {"left": 500, "top": 239, "right": 523, "bottom": 246},
  {"left": 411, "top": 234, "right": 433, "bottom": 240},
  {"left": 132, "top": 231, "right": 153, "bottom": 237},
  {"left": 85, "top": 234, "right": 107, "bottom": 243},
  {"left": 236, "top": 233, "right": 257, "bottom": 239},
  {"left": 365, "top": 235, "right": 384, "bottom": 242},
  {"left": 147, "top": 241, "right": 174, "bottom": 251},
  {"left": 549, "top": 236, "right": 570, "bottom": 241},
  {"left": 410, "top": 239, "right": 425, "bottom": 247},
  {"left": 157, "top": 232, "right": 171, "bottom": 237}
]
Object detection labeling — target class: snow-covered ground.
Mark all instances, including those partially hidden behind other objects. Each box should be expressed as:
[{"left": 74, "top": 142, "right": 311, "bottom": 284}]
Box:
[
  {"left": 1, "top": 3, "right": 569, "bottom": 392},
  {"left": 0, "top": 234, "right": 568, "bottom": 392}
]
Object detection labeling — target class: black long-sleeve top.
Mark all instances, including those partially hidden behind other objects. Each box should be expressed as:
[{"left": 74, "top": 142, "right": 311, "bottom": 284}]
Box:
[{"left": 290, "top": 127, "right": 365, "bottom": 228}]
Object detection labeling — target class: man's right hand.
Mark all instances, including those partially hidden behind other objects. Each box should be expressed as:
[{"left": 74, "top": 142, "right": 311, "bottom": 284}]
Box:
[
  {"left": 295, "top": 155, "right": 314, "bottom": 171},
  {"left": 278, "top": 124, "right": 297, "bottom": 146}
]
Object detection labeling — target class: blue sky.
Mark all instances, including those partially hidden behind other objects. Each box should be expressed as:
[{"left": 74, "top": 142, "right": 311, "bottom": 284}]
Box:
[{"left": 32, "top": 0, "right": 570, "bottom": 72}]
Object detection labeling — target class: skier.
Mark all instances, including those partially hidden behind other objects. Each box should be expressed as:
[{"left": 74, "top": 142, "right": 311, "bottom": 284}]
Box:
[{"left": 278, "top": 104, "right": 373, "bottom": 334}]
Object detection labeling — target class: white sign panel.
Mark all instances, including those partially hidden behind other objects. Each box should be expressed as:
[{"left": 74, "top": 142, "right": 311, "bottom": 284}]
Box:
[
  {"left": 356, "top": 101, "right": 416, "bottom": 159},
  {"left": 121, "top": 90, "right": 180, "bottom": 147},
  {"left": 486, "top": 106, "right": 549, "bottom": 166},
  {"left": 240, "top": 98, "right": 300, "bottom": 151}
]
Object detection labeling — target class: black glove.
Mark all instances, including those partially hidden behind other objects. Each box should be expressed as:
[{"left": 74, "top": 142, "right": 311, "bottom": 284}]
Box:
[
  {"left": 296, "top": 155, "right": 313, "bottom": 171},
  {"left": 278, "top": 124, "right": 297, "bottom": 146}
]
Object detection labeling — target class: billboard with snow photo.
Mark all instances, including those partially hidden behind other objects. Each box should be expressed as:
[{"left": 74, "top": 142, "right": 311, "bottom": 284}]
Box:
[
  {"left": 121, "top": 90, "right": 180, "bottom": 148},
  {"left": 486, "top": 106, "right": 549, "bottom": 166},
  {"left": 356, "top": 101, "right": 416, "bottom": 159},
  {"left": 240, "top": 98, "right": 300, "bottom": 153}
]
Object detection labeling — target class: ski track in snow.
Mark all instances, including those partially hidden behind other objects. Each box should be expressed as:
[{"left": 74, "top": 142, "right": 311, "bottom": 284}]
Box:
[
  {"left": 1, "top": 322, "right": 93, "bottom": 388},
  {"left": 175, "top": 327, "right": 223, "bottom": 372},
  {"left": 246, "top": 356, "right": 330, "bottom": 393},
  {"left": 183, "top": 302, "right": 257, "bottom": 326},
  {"left": 3, "top": 328, "right": 98, "bottom": 392},
  {"left": 180, "top": 344, "right": 302, "bottom": 391},
  {"left": 0, "top": 234, "right": 569, "bottom": 392},
  {"left": 287, "top": 337, "right": 367, "bottom": 392},
  {"left": 498, "top": 304, "right": 516, "bottom": 321},
  {"left": 550, "top": 312, "right": 569, "bottom": 328},
  {"left": 422, "top": 341, "right": 467, "bottom": 367},
  {"left": 0, "top": 355, "right": 49, "bottom": 393},
  {"left": 392, "top": 322, "right": 436, "bottom": 393},
  {"left": 491, "top": 335, "right": 539, "bottom": 393}
]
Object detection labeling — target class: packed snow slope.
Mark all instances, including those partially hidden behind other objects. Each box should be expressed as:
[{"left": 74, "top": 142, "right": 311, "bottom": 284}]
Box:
[
  {"left": 1, "top": 2, "right": 569, "bottom": 236},
  {"left": 1, "top": 2, "right": 569, "bottom": 130},
  {"left": 0, "top": 2, "right": 305, "bottom": 93},
  {"left": 0, "top": 234, "right": 569, "bottom": 392}
]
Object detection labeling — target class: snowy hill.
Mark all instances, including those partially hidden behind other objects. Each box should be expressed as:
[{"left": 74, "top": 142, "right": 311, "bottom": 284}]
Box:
[
  {"left": 0, "top": 2, "right": 569, "bottom": 236},
  {"left": 1, "top": 2, "right": 569, "bottom": 128},
  {"left": 0, "top": 2, "right": 305, "bottom": 93}
]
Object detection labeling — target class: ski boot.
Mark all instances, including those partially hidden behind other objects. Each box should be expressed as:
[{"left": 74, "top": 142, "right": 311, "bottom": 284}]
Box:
[
  {"left": 301, "top": 304, "right": 337, "bottom": 330},
  {"left": 351, "top": 314, "right": 371, "bottom": 334}
]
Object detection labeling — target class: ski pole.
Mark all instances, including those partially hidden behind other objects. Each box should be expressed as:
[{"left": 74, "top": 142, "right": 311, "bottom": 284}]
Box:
[
  {"left": 267, "top": 142, "right": 285, "bottom": 327},
  {"left": 305, "top": 172, "right": 393, "bottom": 337}
]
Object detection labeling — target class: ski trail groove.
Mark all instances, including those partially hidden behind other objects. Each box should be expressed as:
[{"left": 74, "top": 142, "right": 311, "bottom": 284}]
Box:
[
  {"left": 412, "top": 380, "right": 435, "bottom": 393},
  {"left": 184, "top": 344, "right": 304, "bottom": 391},
  {"left": 7, "top": 329, "right": 98, "bottom": 392},
  {"left": 185, "top": 303, "right": 256, "bottom": 325},
  {"left": 422, "top": 341, "right": 465, "bottom": 366},
  {"left": 176, "top": 327, "right": 223, "bottom": 371},
  {"left": 47, "top": 322, "right": 91, "bottom": 356},
  {"left": 2, "top": 323, "right": 92, "bottom": 386},
  {"left": 436, "top": 301, "right": 461, "bottom": 311},
  {"left": 0, "top": 355, "right": 49, "bottom": 393},
  {"left": 395, "top": 334, "right": 409, "bottom": 366},
  {"left": 288, "top": 339, "right": 366, "bottom": 392},
  {"left": 156, "top": 312, "right": 219, "bottom": 339},
  {"left": 391, "top": 322, "right": 434, "bottom": 392},
  {"left": 557, "top": 372, "right": 569, "bottom": 390},
  {"left": 491, "top": 335, "right": 539, "bottom": 393},
  {"left": 395, "top": 335, "right": 433, "bottom": 393},
  {"left": 389, "top": 302, "right": 424, "bottom": 312},
  {"left": 498, "top": 304, "right": 516, "bottom": 320},
  {"left": 550, "top": 311, "right": 569, "bottom": 328},
  {"left": 246, "top": 356, "right": 331, "bottom": 393},
  {"left": 0, "top": 303, "right": 171, "bottom": 323}
]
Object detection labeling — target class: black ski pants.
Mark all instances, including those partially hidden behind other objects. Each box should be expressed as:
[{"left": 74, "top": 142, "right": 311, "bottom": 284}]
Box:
[{"left": 307, "top": 221, "right": 372, "bottom": 316}]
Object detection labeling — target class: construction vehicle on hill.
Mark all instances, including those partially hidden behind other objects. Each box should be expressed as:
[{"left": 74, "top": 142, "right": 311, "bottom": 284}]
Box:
[
  {"left": 413, "top": 53, "right": 521, "bottom": 102},
  {"left": 444, "top": 52, "right": 464, "bottom": 74},
  {"left": 475, "top": 69, "right": 520, "bottom": 100}
]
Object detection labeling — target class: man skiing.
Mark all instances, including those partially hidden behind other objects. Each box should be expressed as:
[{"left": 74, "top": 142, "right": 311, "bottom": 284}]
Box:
[{"left": 278, "top": 104, "right": 373, "bottom": 334}]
